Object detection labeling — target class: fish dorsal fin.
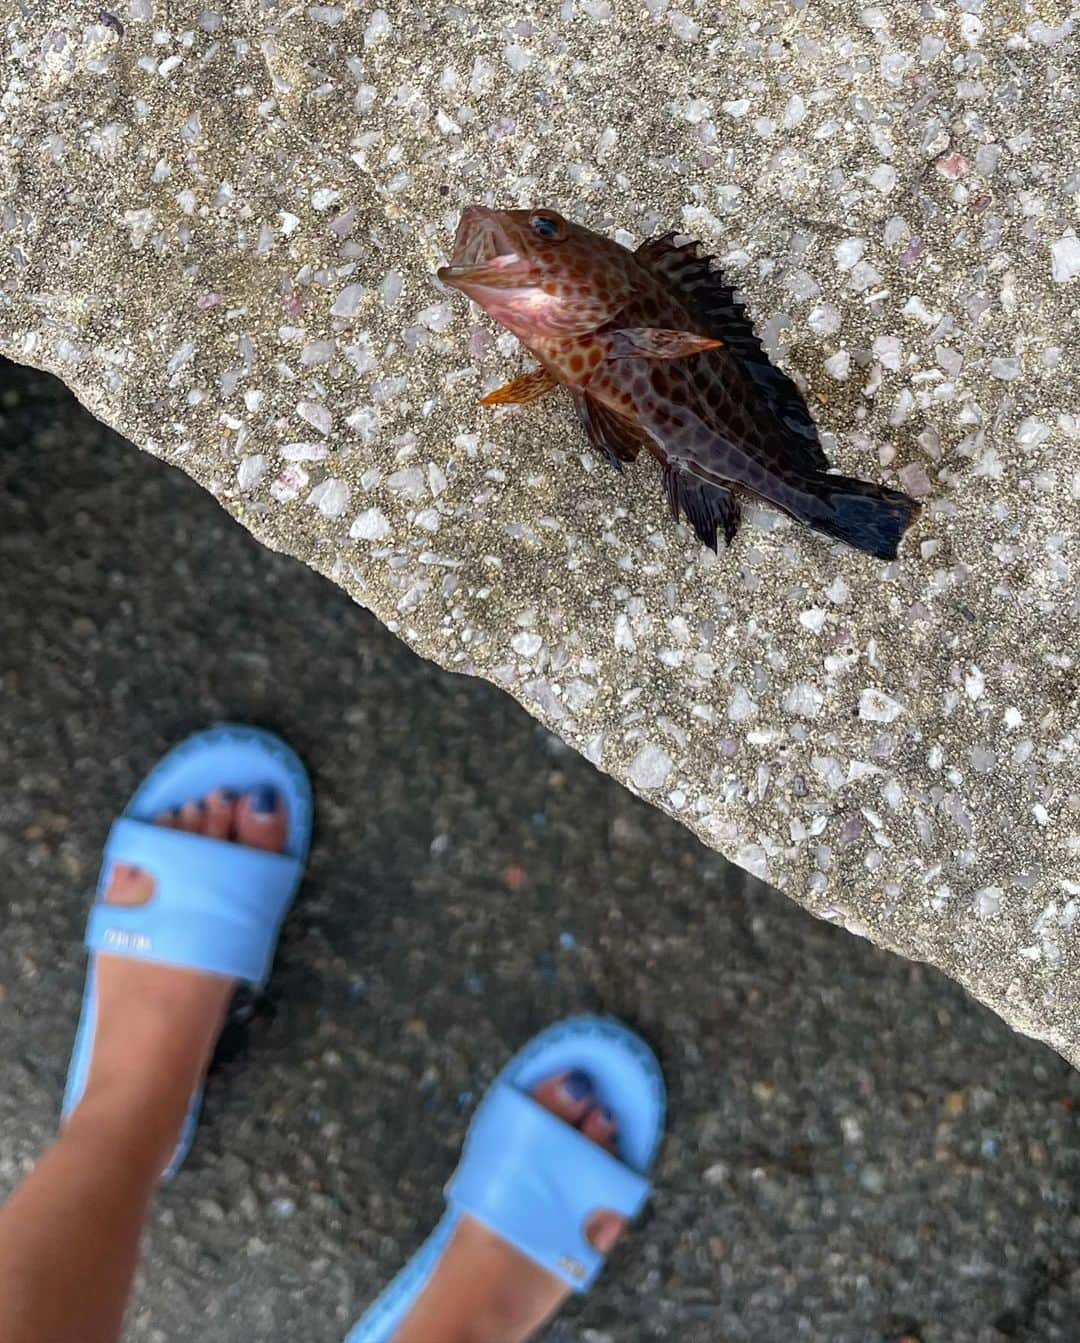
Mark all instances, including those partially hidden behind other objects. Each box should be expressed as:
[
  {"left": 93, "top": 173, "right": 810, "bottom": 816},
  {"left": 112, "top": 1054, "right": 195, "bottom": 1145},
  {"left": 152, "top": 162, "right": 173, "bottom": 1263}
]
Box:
[{"left": 635, "top": 234, "right": 827, "bottom": 464}]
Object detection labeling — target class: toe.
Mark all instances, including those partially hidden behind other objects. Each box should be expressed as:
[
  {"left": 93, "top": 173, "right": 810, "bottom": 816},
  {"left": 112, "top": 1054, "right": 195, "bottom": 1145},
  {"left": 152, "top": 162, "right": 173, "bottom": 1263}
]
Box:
[
  {"left": 531, "top": 1069, "right": 595, "bottom": 1127},
  {"left": 176, "top": 799, "right": 204, "bottom": 833},
  {"left": 578, "top": 1106, "right": 627, "bottom": 1252},
  {"left": 234, "top": 786, "right": 288, "bottom": 853},
  {"left": 531, "top": 1072, "right": 629, "bottom": 1257},
  {"left": 585, "top": 1209, "right": 626, "bottom": 1253},
  {"left": 203, "top": 787, "right": 237, "bottom": 841},
  {"left": 579, "top": 1104, "right": 618, "bottom": 1153},
  {"left": 103, "top": 861, "right": 156, "bottom": 906},
  {"left": 154, "top": 807, "right": 179, "bottom": 828}
]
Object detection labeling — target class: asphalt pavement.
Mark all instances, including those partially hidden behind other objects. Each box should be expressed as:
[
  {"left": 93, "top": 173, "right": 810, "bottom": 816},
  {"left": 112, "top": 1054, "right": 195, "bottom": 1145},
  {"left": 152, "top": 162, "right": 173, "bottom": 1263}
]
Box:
[{"left": 1, "top": 358, "right": 1078, "bottom": 1342}]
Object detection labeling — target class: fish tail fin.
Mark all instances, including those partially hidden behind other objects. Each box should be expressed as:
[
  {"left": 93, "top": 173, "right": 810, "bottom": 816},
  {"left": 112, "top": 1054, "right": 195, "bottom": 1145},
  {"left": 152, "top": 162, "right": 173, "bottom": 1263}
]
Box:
[
  {"left": 795, "top": 473, "right": 921, "bottom": 560},
  {"left": 664, "top": 465, "right": 741, "bottom": 551}
]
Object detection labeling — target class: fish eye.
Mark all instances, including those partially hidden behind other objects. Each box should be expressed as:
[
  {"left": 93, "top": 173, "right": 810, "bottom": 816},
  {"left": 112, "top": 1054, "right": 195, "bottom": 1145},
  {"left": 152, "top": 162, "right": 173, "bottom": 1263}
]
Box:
[{"left": 529, "top": 211, "right": 566, "bottom": 242}]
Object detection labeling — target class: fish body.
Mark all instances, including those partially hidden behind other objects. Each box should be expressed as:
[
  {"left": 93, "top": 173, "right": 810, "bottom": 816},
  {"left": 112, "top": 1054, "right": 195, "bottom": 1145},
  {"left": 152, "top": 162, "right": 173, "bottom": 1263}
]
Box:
[{"left": 438, "top": 207, "right": 920, "bottom": 559}]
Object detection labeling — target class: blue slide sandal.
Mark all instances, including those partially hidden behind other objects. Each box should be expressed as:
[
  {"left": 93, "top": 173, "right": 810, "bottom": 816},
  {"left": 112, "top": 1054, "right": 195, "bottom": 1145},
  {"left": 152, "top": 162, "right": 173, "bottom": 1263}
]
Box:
[
  {"left": 61, "top": 723, "right": 313, "bottom": 1180},
  {"left": 347, "top": 1014, "right": 666, "bottom": 1343}
]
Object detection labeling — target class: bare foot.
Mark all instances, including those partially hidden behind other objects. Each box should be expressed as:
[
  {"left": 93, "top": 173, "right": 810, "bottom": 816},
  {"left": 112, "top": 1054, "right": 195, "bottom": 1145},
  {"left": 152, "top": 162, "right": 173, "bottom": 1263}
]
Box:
[
  {"left": 393, "top": 1069, "right": 628, "bottom": 1343},
  {"left": 69, "top": 786, "right": 288, "bottom": 1170}
]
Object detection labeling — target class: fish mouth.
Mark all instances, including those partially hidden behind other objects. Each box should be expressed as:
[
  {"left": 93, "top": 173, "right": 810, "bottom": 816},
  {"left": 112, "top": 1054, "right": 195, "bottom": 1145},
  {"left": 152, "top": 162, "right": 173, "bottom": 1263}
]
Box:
[{"left": 437, "top": 207, "right": 533, "bottom": 290}]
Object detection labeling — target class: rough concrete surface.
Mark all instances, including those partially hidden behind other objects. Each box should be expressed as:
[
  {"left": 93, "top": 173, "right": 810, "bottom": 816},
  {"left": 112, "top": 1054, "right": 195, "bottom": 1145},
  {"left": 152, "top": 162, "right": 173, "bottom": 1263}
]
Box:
[
  {"left": 4, "top": 363, "right": 1080, "bottom": 1342},
  {"left": 0, "top": 8, "right": 1078, "bottom": 1069}
]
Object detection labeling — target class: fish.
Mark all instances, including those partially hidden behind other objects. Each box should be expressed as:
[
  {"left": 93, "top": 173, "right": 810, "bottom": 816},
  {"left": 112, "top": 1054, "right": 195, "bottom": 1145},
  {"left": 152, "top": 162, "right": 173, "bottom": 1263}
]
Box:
[{"left": 437, "top": 206, "right": 921, "bottom": 560}]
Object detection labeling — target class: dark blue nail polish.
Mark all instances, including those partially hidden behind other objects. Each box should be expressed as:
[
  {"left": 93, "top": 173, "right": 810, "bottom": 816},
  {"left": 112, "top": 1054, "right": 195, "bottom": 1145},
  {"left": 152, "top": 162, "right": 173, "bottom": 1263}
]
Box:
[
  {"left": 562, "top": 1069, "right": 593, "bottom": 1101},
  {"left": 218, "top": 787, "right": 238, "bottom": 802},
  {"left": 251, "top": 785, "right": 277, "bottom": 816},
  {"left": 598, "top": 1106, "right": 614, "bottom": 1127}
]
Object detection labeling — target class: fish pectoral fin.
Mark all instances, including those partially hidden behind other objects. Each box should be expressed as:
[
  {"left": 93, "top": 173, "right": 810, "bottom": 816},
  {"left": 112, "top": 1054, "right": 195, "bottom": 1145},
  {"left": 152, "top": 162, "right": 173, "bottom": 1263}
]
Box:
[
  {"left": 573, "top": 391, "right": 644, "bottom": 472},
  {"left": 664, "top": 465, "right": 741, "bottom": 552},
  {"left": 606, "top": 328, "right": 723, "bottom": 361},
  {"left": 479, "top": 367, "right": 559, "bottom": 406}
]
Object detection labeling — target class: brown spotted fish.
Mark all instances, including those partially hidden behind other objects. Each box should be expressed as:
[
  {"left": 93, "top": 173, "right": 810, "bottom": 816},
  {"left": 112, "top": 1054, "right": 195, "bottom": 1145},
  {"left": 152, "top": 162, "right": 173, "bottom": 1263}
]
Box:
[{"left": 438, "top": 206, "right": 921, "bottom": 559}]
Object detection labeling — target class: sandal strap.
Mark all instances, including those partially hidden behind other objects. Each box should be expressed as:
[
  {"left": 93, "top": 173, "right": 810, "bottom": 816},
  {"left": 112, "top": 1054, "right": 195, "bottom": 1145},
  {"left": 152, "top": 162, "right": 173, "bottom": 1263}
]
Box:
[
  {"left": 445, "top": 1081, "right": 651, "bottom": 1292},
  {"left": 85, "top": 817, "right": 301, "bottom": 984}
]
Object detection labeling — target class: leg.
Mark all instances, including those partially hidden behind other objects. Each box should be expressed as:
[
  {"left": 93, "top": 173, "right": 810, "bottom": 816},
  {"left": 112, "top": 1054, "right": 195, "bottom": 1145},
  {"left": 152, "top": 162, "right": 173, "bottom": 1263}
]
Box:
[
  {"left": 0, "top": 985, "right": 227, "bottom": 1343},
  {"left": 0, "top": 788, "right": 287, "bottom": 1343}
]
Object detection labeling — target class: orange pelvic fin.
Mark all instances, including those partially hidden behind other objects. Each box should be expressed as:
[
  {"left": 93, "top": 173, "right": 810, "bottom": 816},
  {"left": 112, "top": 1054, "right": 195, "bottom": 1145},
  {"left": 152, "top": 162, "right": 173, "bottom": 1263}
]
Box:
[{"left": 479, "top": 367, "right": 558, "bottom": 405}]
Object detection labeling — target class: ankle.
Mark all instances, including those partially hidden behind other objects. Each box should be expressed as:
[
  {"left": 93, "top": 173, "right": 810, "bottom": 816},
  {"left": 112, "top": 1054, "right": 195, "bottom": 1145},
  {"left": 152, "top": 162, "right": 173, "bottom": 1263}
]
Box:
[
  {"left": 76, "top": 1001, "right": 223, "bottom": 1160},
  {"left": 63, "top": 1088, "right": 186, "bottom": 1176},
  {"left": 395, "top": 1218, "right": 558, "bottom": 1343},
  {"left": 456, "top": 1225, "right": 552, "bottom": 1343},
  {"left": 89, "top": 959, "right": 232, "bottom": 1087}
]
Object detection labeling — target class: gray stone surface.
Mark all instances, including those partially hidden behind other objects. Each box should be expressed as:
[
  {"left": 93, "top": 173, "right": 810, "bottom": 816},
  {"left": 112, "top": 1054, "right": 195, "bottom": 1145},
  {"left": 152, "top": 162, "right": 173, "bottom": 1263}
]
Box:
[
  {"left": 5, "top": 359, "right": 1080, "bottom": 1343},
  {"left": 0, "top": 3, "right": 1077, "bottom": 1066}
]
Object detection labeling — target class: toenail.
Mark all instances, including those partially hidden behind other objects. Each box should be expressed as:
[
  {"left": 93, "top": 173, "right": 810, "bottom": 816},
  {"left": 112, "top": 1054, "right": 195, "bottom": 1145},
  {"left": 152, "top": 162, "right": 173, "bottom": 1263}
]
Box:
[
  {"left": 561, "top": 1069, "right": 593, "bottom": 1101},
  {"left": 597, "top": 1106, "right": 614, "bottom": 1127},
  {"left": 218, "top": 787, "right": 238, "bottom": 801},
  {"left": 251, "top": 785, "right": 277, "bottom": 816}
]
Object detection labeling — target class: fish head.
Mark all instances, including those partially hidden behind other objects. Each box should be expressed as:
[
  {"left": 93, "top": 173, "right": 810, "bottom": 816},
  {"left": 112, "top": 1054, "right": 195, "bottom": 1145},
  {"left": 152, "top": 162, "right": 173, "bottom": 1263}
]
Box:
[{"left": 437, "top": 206, "right": 634, "bottom": 341}]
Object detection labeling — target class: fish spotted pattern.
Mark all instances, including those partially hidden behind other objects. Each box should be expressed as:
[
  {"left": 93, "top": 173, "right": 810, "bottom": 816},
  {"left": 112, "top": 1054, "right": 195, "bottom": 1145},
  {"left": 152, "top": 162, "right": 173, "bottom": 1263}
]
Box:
[{"left": 438, "top": 206, "right": 920, "bottom": 559}]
